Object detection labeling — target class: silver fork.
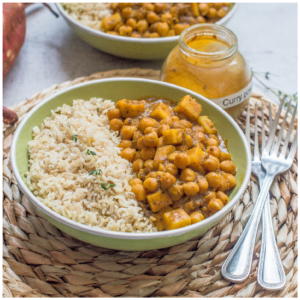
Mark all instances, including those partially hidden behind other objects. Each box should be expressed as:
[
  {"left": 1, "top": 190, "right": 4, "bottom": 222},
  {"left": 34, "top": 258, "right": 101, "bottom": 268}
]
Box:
[{"left": 221, "top": 100, "right": 298, "bottom": 285}]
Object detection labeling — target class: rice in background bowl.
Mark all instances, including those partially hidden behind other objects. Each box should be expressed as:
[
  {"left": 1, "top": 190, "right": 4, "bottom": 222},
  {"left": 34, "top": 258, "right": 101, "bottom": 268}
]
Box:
[
  {"left": 62, "top": 3, "right": 112, "bottom": 31},
  {"left": 25, "top": 97, "right": 156, "bottom": 233}
]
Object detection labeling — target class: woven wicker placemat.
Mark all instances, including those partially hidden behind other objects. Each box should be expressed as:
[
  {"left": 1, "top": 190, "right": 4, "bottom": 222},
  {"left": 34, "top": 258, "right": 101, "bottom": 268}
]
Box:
[{"left": 3, "top": 68, "right": 298, "bottom": 298}]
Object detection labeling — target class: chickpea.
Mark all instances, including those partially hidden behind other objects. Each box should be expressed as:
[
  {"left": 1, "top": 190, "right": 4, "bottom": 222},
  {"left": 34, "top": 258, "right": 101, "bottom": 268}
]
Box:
[
  {"left": 114, "top": 22, "right": 124, "bottom": 33},
  {"left": 207, "top": 198, "right": 224, "bottom": 213},
  {"left": 136, "top": 7, "right": 146, "bottom": 20},
  {"left": 179, "top": 16, "right": 196, "bottom": 25},
  {"left": 180, "top": 168, "right": 196, "bottom": 182},
  {"left": 110, "top": 118, "right": 123, "bottom": 131},
  {"left": 170, "top": 5, "right": 179, "bottom": 17},
  {"left": 137, "top": 20, "right": 149, "bottom": 34},
  {"left": 132, "top": 130, "right": 143, "bottom": 141},
  {"left": 120, "top": 125, "right": 137, "bottom": 140},
  {"left": 149, "top": 22, "right": 159, "bottom": 33},
  {"left": 176, "top": 145, "right": 189, "bottom": 152},
  {"left": 220, "top": 161, "right": 237, "bottom": 175},
  {"left": 143, "top": 132, "right": 159, "bottom": 148},
  {"left": 166, "top": 29, "right": 175, "bottom": 37},
  {"left": 137, "top": 136, "right": 145, "bottom": 151},
  {"left": 155, "top": 3, "right": 167, "bottom": 13},
  {"left": 143, "top": 3, "right": 155, "bottom": 11},
  {"left": 147, "top": 11, "right": 160, "bottom": 24},
  {"left": 134, "top": 151, "right": 142, "bottom": 161},
  {"left": 131, "top": 33, "right": 142, "bottom": 38},
  {"left": 206, "top": 138, "right": 218, "bottom": 147},
  {"left": 107, "top": 108, "right": 120, "bottom": 120},
  {"left": 119, "top": 25, "right": 133, "bottom": 36},
  {"left": 217, "top": 8, "right": 227, "bottom": 18},
  {"left": 183, "top": 182, "right": 199, "bottom": 197},
  {"left": 196, "top": 15, "right": 206, "bottom": 23},
  {"left": 143, "top": 177, "right": 158, "bottom": 192},
  {"left": 197, "top": 177, "right": 209, "bottom": 194},
  {"left": 120, "top": 148, "right": 136, "bottom": 162},
  {"left": 160, "top": 117, "right": 173, "bottom": 126},
  {"left": 209, "top": 134, "right": 220, "bottom": 144},
  {"left": 158, "top": 124, "right": 170, "bottom": 137},
  {"left": 207, "top": 7, "right": 217, "bottom": 19},
  {"left": 172, "top": 116, "right": 179, "bottom": 122},
  {"left": 190, "top": 211, "right": 205, "bottom": 224},
  {"left": 223, "top": 173, "right": 237, "bottom": 189},
  {"left": 144, "top": 159, "right": 155, "bottom": 170},
  {"left": 219, "top": 152, "right": 232, "bottom": 162},
  {"left": 129, "top": 178, "right": 143, "bottom": 186},
  {"left": 183, "top": 200, "right": 194, "bottom": 214},
  {"left": 157, "top": 22, "right": 169, "bottom": 36},
  {"left": 131, "top": 184, "right": 146, "bottom": 201},
  {"left": 185, "top": 135, "right": 194, "bottom": 149},
  {"left": 206, "top": 146, "right": 221, "bottom": 158},
  {"left": 138, "top": 118, "right": 158, "bottom": 132},
  {"left": 126, "top": 18, "right": 137, "bottom": 30},
  {"left": 174, "top": 23, "right": 190, "bottom": 35},
  {"left": 204, "top": 191, "right": 217, "bottom": 202},
  {"left": 122, "top": 7, "right": 132, "bottom": 19},
  {"left": 158, "top": 163, "right": 166, "bottom": 172},
  {"left": 165, "top": 163, "right": 178, "bottom": 176},
  {"left": 218, "top": 176, "right": 229, "bottom": 192},
  {"left": 161, "top": 172, "right": 176, "bottom": 190},
  {"left": 194, "top": 132, "right": 206, "bottom": 143},
  {"left": 132, "top": 159, "right": 144, "bottom": 173},
  {"left": 123, "top": 118, "right": 139, "bottom": 126},
  {"left": 168, "top": 151, "right": 179, "bottom": 163},
  {"left": 179, "top": 119, "right": 193, "bottom": 128},
  {"left": 173, "top": 121, "right": 185, "bottom": 129},
  {"left": 150, "top": 32, "right": 160, "bottom": 38},
  {"left": 144, "top": 127, "right": 157, "bottom": 134},
  {"left": 140, "top": 147, "right": 156, "bottom": 160},
  {"left": 161, "top": 12, "right": 173, "bottom": 26},
  {"left": 192, "top": 125, "right": 204, "bottom": 133},
  {"left": 216, "top": 191, "right": 229, "bottom": 205},
  {"left": 118, "top": 140, "right": 132, "bottom": 149},
  {"left": 203, "top": 155, "right": 220, "bottom": 172},
  {"left": 198, "top": 3, "right": 209, "bottom": 16},
  {"left": 168, "top": 184, "right": 184, "bottom": 201},
  {"left": 206, "top": 172, "right": 222, "bottom": 188},
  {"left": 213, "top": 3, "right": 223, "bottom": 10},
  {"left": 174, "top": 153, "right": 191, "bottom": 169}
]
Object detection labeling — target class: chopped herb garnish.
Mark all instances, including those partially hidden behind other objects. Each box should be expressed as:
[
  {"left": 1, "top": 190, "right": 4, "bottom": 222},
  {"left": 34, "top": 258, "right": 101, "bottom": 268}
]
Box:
[
  {"left": 100, "top": 183, "right": 116, "bottom": 190},
  {"left": 66, "top": 124, "right": 113, "bottom": 190}
]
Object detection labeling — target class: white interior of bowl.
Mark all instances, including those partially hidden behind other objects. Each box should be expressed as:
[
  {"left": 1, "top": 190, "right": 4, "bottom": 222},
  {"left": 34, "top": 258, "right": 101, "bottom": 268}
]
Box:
[{"left": 11, "top": 78, "right": 251, "bottom": 240}]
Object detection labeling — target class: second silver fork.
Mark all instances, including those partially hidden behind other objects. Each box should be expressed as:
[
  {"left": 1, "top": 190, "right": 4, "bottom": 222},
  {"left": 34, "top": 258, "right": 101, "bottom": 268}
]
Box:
[{"left": 221, "top": 99, "right": 297, "bottom": 289}]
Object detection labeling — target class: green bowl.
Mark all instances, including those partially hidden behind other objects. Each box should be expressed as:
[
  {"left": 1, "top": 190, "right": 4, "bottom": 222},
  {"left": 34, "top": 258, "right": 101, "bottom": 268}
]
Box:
[
  {"left": 11, "top": 78, "right": 251, "bottom": 251},
  {"left": 56, "top": 3, "right": 238, "bottom": 60}
]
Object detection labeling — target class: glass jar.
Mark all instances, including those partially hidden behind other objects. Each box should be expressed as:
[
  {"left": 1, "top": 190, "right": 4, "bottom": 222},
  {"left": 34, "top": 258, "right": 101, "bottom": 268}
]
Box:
[{"left": 160, "top": 24, "right": 252, "bottom": 120}]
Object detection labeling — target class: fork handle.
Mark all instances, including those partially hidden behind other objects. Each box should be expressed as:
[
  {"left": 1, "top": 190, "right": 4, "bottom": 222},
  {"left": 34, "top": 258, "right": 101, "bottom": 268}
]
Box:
[
  {"left": 257, "top": 196, "right": 286, "bottom": 290},
  {"left": 221, "top": 175, "right": 275, "bottom": 282}
]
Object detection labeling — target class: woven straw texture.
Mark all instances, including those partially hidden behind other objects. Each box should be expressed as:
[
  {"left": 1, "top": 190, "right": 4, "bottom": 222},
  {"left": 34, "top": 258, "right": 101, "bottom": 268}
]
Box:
[{"left": 3, "top": 68, "right": 298, "bottom": 298}]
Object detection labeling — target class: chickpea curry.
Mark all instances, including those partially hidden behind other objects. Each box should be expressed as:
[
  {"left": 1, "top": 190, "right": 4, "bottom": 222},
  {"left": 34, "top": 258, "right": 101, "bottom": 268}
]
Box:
[
  {"left": 108, "top": 95, "right": 237, "bottom": 231},
  {"left": 101, "top": 3, "right": 232, "bottom": 38}
]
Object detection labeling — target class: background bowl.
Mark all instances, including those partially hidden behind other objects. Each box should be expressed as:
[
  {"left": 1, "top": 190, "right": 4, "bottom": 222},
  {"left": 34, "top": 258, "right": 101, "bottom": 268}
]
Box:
[
  {"left": 11, "top": 78, "right": 251, "bottom": 251},
  {"left": 56, "top": 3, "right": 238, "bottom": 60}
]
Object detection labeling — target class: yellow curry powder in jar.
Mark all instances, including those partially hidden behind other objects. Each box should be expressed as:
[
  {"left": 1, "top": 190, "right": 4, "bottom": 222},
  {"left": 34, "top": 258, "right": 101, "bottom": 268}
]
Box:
[{"left": 160, "top": 24, "right": 252, "bottom": 119}]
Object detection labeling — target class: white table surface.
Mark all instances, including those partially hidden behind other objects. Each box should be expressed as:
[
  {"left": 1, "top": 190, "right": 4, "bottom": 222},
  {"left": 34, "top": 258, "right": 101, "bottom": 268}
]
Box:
[{"left": 3, "top": 3, "right": 298, "bottom": 107}]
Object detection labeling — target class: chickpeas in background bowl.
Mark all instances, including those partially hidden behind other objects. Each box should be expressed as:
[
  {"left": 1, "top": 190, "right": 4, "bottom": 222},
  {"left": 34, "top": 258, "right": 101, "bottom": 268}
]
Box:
[
  {"left": 56, "top": 3, "right": 238, "bottom": 60},
  {"left": 11, "top": 78, "right": 251, "bottom": 251}
]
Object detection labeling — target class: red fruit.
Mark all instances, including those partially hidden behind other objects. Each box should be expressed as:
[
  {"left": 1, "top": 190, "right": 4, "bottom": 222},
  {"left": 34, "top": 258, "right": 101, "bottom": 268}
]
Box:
[{"left": 3, "top": 3, "right": 26, "bottom": 79}]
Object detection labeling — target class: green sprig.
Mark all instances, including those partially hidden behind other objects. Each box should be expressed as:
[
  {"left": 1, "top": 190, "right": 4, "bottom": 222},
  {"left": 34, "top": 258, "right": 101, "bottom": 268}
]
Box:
[{"left": 67, "top": 123, "right": 114, "bottom": 191}]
